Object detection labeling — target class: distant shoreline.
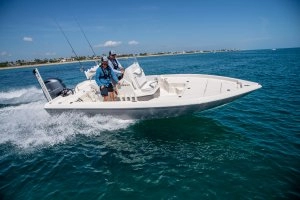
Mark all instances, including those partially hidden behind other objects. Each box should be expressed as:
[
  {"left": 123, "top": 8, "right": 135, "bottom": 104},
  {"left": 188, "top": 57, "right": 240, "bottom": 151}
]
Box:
[
  {"left": 0, "top": 51, "right": 233, "bottom": 71},
  {"left": 0, "top": 52, "right": 183, "bottom": 71},
  {"left": 0, "top": 60, "right": 84, "bottom": 71},
  {"left": 2, "top": 47, "right": 299, "bottom": 71}
]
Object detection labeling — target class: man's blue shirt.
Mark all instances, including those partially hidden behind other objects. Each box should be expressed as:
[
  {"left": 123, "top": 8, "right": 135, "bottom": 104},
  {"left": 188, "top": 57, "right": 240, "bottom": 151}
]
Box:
[{"left": 95, "top": 65, "right": 119, "bottom": 87}]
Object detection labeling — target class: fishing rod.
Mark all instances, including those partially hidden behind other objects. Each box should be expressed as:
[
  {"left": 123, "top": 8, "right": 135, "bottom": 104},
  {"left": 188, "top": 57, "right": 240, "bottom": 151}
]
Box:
[
  {"left": 76, "top": 20, "right": 97, "bottom": 57},
  {"left": 75, "top": 20, "right": 100, "bottom": 67},
  {"left": 55, "top": 20, "right": 85, "bottom": 71}
]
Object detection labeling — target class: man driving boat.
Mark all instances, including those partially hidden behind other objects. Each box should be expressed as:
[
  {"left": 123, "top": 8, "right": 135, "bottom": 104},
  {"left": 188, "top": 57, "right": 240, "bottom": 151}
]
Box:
[{"left": 95, "top": 56, "right": 119, "bottom": 101}]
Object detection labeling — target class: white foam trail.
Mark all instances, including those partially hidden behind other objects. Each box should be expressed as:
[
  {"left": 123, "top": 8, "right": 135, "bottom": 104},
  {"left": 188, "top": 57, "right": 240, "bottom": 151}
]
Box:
[
  {"left": 0, "top": 87, "right": 135, "bottom": 150},
  {"left": 0, "top": 87, "right": 44, "bottom": 104}
]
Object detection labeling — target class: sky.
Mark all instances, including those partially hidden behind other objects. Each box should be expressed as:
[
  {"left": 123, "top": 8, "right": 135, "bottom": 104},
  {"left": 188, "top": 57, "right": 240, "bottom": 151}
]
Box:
[{"left": 0, "top": 0, "right": 299, "bottom": 62}]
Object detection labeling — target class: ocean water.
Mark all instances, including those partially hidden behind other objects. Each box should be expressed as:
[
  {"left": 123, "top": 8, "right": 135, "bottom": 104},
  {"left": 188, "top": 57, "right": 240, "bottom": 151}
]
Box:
[{"left": 0, "top": 48, "right": 299, "bottom": 199}]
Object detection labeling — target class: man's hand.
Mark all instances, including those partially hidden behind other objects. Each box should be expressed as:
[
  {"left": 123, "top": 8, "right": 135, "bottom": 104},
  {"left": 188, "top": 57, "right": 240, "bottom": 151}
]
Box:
[{"left": 116, "top": 82, "right": 121, "bottom": 89}]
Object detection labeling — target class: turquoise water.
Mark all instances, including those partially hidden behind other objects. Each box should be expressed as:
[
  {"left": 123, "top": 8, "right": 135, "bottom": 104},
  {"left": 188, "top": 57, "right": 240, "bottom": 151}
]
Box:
[{"left": 0, "top": 48, "right": 299, "bottom": 199}]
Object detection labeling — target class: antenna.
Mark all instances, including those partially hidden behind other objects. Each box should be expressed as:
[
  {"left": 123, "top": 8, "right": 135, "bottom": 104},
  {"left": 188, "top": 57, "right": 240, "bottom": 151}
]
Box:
[{"left": 133, "top": 53, "right": 139, "bottom": 63}]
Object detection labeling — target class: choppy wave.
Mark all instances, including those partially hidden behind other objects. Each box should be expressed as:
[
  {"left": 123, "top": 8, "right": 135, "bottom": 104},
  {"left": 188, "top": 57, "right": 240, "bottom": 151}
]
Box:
[
  {"left": 0, "top": 87, "right": 135, "bottom": 150},
  {"left": 0, "top": 87, "right": 44, "bottom": 106}
]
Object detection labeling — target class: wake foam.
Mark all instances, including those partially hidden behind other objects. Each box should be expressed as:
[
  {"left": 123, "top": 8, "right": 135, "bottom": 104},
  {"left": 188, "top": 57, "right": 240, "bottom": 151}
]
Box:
[
  {"left": 0, "top": 87, "right": 44, "bottom": 105},
  {"left": 0, "top": 87, "right": 135, "bottom": 150}
]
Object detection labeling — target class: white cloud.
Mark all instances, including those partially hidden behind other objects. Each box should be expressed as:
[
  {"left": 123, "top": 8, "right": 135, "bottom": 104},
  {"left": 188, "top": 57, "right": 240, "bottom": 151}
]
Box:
[
  {"left": 0, "top": 51, "right": 11, "bottom": 57},
  {"left": 23, "top": 37, "right": 33, "bottom": 42},
  {"left": 45, "top": 52, "right": 56, "bottom": 56},
  {"left": 103, "top": 40, "right": 122, "bottom": 47},
  {"left": 128, "top": 40, "right": 139, "bottom": 45}
]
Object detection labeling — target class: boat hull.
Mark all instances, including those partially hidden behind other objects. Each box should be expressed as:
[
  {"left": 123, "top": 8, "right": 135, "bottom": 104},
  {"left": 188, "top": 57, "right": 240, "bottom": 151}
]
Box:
[
  {"left": 40, "top": 66, "right": 262, "bottom": 119},
  {"left": 45, "top": 92, "right": 248, "bottom": 119}
]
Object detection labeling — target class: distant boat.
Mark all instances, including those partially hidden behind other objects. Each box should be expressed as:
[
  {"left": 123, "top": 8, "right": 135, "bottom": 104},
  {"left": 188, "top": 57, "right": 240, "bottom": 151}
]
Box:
[
  {"left": 272, "top": 48, "right": 276, "bottom": 51},
  {"left": 33, "top": 61, "right": 262, "bottom": 119}
]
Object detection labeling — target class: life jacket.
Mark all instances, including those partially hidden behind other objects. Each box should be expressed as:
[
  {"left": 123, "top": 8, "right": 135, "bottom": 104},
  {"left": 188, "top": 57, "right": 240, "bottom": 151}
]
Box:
[
  {"left": 109, "top": 58, "right": 119, "bottom": 70},
  {"left": 99, "top": 65, "right": 111, "bottom": 79}
]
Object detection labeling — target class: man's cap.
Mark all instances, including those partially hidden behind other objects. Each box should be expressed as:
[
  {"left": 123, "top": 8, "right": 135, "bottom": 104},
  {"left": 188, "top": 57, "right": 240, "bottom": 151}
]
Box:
[
  {"left": 101, "top": 56, "right": 108, "bottom": 62},
  {"left": 109, "top": 50, "right": 116, "bottom": 55}
]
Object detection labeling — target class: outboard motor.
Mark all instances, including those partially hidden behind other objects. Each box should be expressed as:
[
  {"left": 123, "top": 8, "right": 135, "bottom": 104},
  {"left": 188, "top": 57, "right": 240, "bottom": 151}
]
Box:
[
  {"left": 33, "top": 68, "right": 73, "bottom": 102},
  {"left": 44, "top": 78, "right": 66, "bottom": 99}
]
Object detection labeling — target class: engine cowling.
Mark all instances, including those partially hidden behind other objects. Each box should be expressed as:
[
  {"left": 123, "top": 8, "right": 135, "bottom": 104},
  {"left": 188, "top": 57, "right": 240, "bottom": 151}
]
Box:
[{"left": 44, "top": 78, "right": 66, "bottom": 99}]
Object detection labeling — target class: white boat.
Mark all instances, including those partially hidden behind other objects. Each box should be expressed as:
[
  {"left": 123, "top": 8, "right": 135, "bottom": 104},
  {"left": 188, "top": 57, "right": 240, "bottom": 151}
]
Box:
[{"left": 33, "top": 61, "right": 261, "bottom": 119}]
